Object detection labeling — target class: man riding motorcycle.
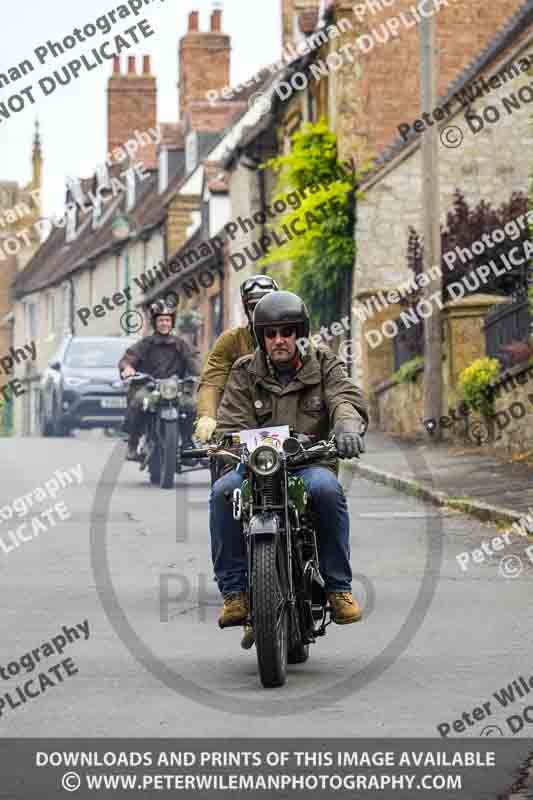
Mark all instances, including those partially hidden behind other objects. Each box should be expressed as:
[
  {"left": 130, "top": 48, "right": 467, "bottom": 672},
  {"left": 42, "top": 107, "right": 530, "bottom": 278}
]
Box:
[
  {"left": 119, "top": 300, "right": 199, "bottom": 461},
  {"left": 195, "top": 275, "right": 279, "bottom": 444},
  {"left": 209, "top": 290, "right": 369, "bottom": 633}
]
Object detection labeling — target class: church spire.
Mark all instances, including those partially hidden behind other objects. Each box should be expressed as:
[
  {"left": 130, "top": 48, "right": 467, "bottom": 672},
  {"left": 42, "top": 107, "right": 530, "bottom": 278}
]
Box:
[{"left": 32, "top": 119, "right": 42, "bottom": 198}]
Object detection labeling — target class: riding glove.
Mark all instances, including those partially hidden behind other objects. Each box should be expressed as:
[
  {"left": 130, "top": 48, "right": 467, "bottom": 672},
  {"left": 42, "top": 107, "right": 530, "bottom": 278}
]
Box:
[
  {"left": 196, "top": 416, "right": 217, "bottom": 443},
  {"left": 333, "top": 421, "right": 365, "bottom": 459}
]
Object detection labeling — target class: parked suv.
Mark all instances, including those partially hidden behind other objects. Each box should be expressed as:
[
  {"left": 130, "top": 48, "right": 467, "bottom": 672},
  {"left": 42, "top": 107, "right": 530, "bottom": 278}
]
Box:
[{"left": 39, "top": 335, "right": 138, "bottom": 436}]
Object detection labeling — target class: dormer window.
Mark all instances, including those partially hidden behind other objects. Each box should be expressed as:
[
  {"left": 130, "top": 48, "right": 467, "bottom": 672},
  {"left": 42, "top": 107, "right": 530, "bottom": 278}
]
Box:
[
  {"left": 159, "top": 147, "right": 169, "bottom": 194},
  {"left": 186, "top": 131, "right": 198, "bottom": 174},
  {"left": 67, "top": 177, "right": 85, "bottom": 208},
  {"left": 96, "top": 164, "right": 110, "bottom": 190},
  {"left": 92, "top": 192, "right": 102, "bottom": 228},
  {"left": 65, "top": 203, "right": 77, "bottom": 243},
  {"left": 126, "top": 168, "right": 136, "bottom": 211}
]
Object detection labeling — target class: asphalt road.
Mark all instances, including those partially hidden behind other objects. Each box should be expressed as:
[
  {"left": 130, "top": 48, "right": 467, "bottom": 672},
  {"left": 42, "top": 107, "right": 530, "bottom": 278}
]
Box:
[{"left": 1, "top": 435, "right": 533, "bottom": 747}]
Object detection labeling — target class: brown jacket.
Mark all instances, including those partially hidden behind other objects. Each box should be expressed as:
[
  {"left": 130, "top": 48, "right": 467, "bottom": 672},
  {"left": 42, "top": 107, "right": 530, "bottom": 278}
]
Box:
[
  {"left": 216, "top": 346, "right": 368, "bottom": 468},
  {"left": 118, "top": 334, "right": 199, "bottom": 380},
  {"left": 196, "top": 326, "right": 255, "bottom": 418}
]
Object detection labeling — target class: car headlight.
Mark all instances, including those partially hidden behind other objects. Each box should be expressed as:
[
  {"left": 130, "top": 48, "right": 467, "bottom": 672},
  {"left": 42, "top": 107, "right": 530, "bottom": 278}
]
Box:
[
  {"left": 249, "top": 444, "right": 281, "bottom": 476},
  {"left": 65, "top": 377, "right": 90, "bottom": 387},
  {"left": 159, "top": 377, "right": 179, "bottom": 400}
]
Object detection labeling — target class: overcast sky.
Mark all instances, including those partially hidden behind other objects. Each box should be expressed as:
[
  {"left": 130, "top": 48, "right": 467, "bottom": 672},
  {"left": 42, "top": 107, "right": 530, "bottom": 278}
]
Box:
[{"left": 1, "top": 0, "right": 281, "bottom": 219}]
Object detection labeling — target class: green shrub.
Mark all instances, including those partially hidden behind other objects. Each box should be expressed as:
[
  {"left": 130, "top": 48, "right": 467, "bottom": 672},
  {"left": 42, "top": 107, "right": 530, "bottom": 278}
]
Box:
[
  {"left": 392, "top": 357, "right": 424, "bottom": 385},
  {"left": 458, "top": 357, "right": 500, "bottom": 416}
]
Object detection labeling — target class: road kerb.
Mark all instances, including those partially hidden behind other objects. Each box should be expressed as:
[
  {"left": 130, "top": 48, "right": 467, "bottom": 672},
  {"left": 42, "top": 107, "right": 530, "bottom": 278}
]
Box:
[{"left": 346, "top": 460, "right": 527, "bottom": 529}]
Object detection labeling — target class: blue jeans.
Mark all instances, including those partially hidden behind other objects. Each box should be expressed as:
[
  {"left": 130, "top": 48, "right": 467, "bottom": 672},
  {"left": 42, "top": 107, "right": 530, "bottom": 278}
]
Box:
[{"left": 208, "top": 466, "right": 352, "bottom": 595}]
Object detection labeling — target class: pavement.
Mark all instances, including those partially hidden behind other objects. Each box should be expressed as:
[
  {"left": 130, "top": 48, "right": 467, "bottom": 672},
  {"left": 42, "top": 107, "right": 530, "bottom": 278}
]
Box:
[{"left": 349, "top": 430, "right": 533, "bottom": 528}]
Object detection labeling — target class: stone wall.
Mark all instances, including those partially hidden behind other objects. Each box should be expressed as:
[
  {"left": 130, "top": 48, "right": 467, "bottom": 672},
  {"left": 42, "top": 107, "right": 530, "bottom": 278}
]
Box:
[
  {"left": 353, "top": 39, "right": 533, "bottom": 392},
  {"left": 374, "top": 368, "right": 424, "bottom": 436}
]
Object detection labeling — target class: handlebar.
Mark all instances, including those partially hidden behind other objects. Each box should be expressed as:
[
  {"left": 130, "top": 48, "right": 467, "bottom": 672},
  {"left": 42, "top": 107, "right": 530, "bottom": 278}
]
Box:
[
  {"left": 122, "top": 372, "right": 198, "bottom": 385},
  {"left": 182, "top": 436, "right": 340, "bottom": 463}
]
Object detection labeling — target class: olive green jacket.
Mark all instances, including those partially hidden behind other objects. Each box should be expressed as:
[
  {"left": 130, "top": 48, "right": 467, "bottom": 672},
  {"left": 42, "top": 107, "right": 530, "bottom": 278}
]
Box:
[
  {"left": 216, "top": 346, "right": 368, "bottom": 469},
  {"left": 196, "top": 326, "right": 255, "bottom": 418}
]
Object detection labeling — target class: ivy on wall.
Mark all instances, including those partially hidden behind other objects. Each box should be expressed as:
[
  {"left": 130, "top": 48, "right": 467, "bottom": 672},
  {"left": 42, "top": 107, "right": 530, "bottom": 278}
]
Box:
[{"left": 259, "top": 118, "right": 370, "bottom": 326}]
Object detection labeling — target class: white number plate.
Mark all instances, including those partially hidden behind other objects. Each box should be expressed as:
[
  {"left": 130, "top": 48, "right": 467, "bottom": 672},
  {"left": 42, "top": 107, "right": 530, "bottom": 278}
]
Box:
[{"left": 101, "top": 397, "right": 127, "bottom": 409}]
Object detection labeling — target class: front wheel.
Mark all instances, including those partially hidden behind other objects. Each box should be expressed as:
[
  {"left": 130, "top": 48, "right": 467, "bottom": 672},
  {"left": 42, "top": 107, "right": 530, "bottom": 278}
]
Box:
[
  {"left": 252, "top": 538, "right": 288, "bottom": 688},
  {"left": 159, "top": 421, "right": 177, "bottom": 489}
]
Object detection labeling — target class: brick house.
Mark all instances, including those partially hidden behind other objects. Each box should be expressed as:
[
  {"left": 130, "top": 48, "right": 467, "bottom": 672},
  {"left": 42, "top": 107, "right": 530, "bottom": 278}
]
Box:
[
  {"left": 10, "top": 8, "right": 247, "bottom": 435},
  {"left": 349, "top": 1, "right": 533, "bottom": 445}
]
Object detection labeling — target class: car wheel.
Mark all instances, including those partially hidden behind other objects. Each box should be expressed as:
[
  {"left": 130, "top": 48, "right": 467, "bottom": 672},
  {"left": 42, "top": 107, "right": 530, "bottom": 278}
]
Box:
[
  {"left": 39, "top": 396, "right": 54, "bottom": 437},
  {"left": 51, "top": 400, "right": 68, "bottom": 437}
]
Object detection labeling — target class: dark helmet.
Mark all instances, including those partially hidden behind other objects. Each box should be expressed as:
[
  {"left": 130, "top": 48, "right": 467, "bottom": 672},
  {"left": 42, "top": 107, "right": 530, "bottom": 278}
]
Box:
[
  {"left": 240, "top": 274, "right": 279, "bottom": 322},
  {"left": 253, "top": 290, "right": 310, "bottom": 351},
  {"left": 149, "top": 299, "right": 176, "bottom": 328}
]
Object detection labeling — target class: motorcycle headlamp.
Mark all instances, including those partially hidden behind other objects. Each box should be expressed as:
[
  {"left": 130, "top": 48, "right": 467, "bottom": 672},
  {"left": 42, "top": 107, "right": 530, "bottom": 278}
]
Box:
[
  {"left": 249, "top": 444, "right": 281, "bottom": 476},
  {"left": 159, "top": 377, "right": 179, "bottom": 400}
]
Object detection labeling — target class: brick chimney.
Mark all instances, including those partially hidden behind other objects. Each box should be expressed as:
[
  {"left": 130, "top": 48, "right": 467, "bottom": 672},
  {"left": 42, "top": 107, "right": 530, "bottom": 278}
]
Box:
[
  {"left": 178, "top": 7, "right": 231, "bottom": 122},
  {"left": 107, "top": 55, "right": 157, "bottom": 169}
]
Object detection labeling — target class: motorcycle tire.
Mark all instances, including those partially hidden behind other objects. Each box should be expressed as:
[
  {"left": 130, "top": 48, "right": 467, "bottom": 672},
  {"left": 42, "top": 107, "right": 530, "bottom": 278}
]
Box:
[
  {"left": 148, "top": 446, "right": 161, "bottom": 485},
  {"left": 159, "top": 422, "right": 177, "bottom": 489},
  {"left": 252, "top": 538, "right": 288, "bottom": 688}
]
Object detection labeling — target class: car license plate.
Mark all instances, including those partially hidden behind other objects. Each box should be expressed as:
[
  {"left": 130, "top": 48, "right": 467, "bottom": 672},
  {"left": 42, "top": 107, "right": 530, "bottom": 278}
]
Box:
[{"left": 101, "top": 397, "right": 127, "bottom": 409}]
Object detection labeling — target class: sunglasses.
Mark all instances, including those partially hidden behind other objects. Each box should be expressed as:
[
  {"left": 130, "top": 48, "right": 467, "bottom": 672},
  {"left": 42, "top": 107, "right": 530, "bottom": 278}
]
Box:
[{"left": 264, "top": 326, "right": 297, "bottom": 339}]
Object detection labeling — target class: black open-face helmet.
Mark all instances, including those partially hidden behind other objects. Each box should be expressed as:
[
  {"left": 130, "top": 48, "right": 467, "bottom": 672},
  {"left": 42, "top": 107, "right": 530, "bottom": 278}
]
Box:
[
  {"left": 150, "top": 299, "right": 176, "bottom": 329},
  {"left": 253, "top": 290, "right": 310, "bottom": 352},
  {"left": 240, "top": 274, "right": 279, "bottom": 323}
]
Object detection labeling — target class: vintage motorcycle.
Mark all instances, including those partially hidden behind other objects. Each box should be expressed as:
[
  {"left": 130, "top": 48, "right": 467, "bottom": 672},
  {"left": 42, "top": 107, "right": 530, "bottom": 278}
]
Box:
[
  {"left": 124, "top": 373, "right": 202, "bottom": 489},
  {"left": 184, "top": 433, "right": 354, "bottom": 688}
]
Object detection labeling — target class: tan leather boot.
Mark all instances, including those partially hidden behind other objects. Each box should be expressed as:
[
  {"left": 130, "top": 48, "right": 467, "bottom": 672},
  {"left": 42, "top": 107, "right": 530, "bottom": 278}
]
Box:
[
  {"left": 218, "top": 593, "right": 248, "bottom": 628},
  {"left": 327, "top": 592, "right": 362, "bottom": 624}
]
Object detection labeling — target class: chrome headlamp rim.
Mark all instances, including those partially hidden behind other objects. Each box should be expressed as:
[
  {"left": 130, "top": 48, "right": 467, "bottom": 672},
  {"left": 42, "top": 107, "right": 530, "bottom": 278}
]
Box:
[
  {"left": 249, "top": 443, "right": 281, "bottom": 476},
  {"left": 159, "top": 377, "right": 179, "bottom": 400}
]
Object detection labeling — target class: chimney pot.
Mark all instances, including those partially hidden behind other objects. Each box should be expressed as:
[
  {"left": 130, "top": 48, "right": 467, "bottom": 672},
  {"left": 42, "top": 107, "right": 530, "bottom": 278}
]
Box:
[
  {"left": 189, "top": 10, "right": 199, "bottom": 31},
  {"left": 112, "top": 55, "right": 120, "bottom": 74},
  {"left": 128, "top": 56, "right": 136, "bottom": 75},
  {"left": 143, "top": 55, "right": 151, "bottom": 74},
  {"left": 211, "top": 9, "right": 222, "bottom": 31}
]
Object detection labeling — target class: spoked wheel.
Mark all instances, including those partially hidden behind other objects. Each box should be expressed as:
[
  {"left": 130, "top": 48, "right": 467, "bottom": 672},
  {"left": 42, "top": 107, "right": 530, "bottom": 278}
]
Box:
[{"left": 252, "top": 538, "right": 288, "bottom": 688}]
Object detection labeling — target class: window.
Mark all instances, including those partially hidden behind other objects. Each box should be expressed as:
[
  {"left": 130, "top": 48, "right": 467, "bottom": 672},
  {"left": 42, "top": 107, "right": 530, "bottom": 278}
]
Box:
[
  {"left": 65, "top": 204, "right": 77, "bottom": 243},
  {"left": 159, "top": 148, "right": 168, "bottom": 194},
  {"left": 92, "top": 192, "right": 102, "bottom": 228},
  {"left": 65, "top": 338, "right": 137, "bottom": 368},
  {"left": 24, "top": 301, "right": 39, "bottom": 341},
  {"left": 62, "top": 284, "right": 71, "bottom": 333},
  {"left": 185, "top": 131, "right": 198, "bottom": 174},
  {"left": 66, "top": 177, "right": 85, "bottom": 208},
  {"left": 126, "top": 168, "right": 136, "bottom": 212},
  {"left": 210, "top": 294, "right": 223, "bottom": 345},
  {"left": 47, "top": 292, "right": 55, "bottom": 335}
]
